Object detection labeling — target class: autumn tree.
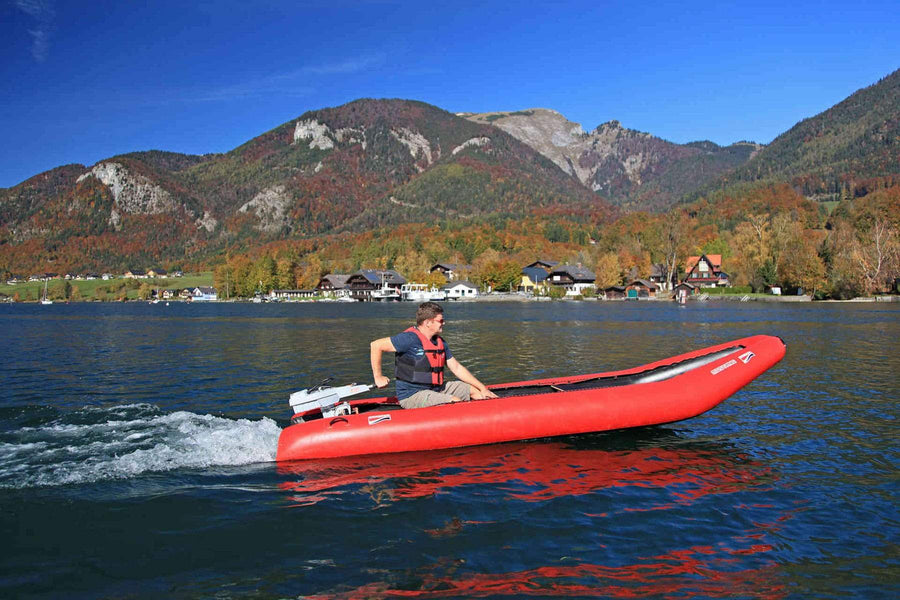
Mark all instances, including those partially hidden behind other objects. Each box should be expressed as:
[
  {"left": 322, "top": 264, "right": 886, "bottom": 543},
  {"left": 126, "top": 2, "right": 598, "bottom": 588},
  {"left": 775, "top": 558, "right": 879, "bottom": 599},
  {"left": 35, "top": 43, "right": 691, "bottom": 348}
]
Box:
[
  {"left": 729, "top": 214, "right": 772, "bottom": 290},
  {"left": 658, "top": 211, "right": 692, "bottom": 291},
  {"left": 276, "top": 259, "right": 297, "bottom": 289},
  {"left": 779, "top": 235, "right": 827, "bottom": 296},
  {"left": 593, "top": 252, "right": 622, "bottom": 289},
  {"left": 473, "top": 250, "right": 520, "bottom": 291},
  {"left": 850, "top": 218, "right": 899, "bottom": 294}
]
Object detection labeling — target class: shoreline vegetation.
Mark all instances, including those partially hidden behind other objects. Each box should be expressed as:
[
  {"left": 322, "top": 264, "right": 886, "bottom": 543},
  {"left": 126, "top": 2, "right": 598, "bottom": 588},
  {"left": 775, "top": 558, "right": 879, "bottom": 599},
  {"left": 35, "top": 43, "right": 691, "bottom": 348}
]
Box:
[
  {"left": 2, "top": 272, "right": 896, "bottom": 305},
  {"left": 0, "top": 273, "right": 214, "bottom": 303}
]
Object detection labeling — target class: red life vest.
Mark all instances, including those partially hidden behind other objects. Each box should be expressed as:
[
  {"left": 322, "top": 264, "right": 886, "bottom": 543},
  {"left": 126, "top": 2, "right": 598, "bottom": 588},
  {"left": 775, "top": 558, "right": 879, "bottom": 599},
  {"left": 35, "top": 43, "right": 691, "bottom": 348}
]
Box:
[{"left": 394, "top": 326, "right": 446, "bottom": 386}]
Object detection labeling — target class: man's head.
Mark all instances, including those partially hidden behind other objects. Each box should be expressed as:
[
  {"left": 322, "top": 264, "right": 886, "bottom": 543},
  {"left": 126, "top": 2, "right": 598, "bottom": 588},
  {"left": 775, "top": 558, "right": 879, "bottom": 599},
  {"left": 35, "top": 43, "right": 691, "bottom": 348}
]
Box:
[{"left": 416, "top": 302, "right": 444, "bottom": 327}]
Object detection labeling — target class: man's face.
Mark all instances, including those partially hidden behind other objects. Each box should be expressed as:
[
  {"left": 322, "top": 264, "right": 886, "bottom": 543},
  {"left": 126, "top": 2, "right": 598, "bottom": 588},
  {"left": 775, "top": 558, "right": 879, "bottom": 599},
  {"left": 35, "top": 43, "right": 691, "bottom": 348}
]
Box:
[{"left": 425, "top": 315, "right": 445, "bottom": 335}]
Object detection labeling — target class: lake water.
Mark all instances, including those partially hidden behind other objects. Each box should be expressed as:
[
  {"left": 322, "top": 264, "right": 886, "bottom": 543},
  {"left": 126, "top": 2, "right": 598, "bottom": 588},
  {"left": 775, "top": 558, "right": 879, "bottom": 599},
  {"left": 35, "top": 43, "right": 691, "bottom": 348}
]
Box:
[{"left": 1, "top": 301, "right": 897, "bottom": 599}]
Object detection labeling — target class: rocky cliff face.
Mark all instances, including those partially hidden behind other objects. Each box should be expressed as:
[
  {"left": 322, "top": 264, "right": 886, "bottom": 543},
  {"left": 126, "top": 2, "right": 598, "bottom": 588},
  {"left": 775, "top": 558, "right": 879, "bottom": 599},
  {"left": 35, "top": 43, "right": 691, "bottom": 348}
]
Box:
[
  {"left": 463, "top": 109, "right": 760, "bottom": 211},
  {"left": 77, "top": 162, "right": 177, "bottom": 229}
]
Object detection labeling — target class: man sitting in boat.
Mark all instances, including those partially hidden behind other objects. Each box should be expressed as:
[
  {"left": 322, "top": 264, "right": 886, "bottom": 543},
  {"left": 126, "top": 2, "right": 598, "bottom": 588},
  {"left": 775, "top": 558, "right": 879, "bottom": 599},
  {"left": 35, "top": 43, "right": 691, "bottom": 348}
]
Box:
[{"left": 370, "top": 302, "right": 498, "bottom": 408}]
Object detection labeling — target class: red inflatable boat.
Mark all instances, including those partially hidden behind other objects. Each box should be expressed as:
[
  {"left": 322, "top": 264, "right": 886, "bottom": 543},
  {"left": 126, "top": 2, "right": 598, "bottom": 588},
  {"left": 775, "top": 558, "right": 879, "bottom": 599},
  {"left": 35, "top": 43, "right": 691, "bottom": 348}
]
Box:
[{"left": 276, "top": 335, "right": 785, "bottom": 462}]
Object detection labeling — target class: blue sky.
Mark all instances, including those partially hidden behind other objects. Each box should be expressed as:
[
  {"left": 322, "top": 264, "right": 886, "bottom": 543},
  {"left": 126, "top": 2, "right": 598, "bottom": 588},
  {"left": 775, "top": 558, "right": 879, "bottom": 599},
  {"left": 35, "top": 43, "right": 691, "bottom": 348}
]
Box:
[{"left": 2, "top": 0, "right": 898, "bottom": 188}]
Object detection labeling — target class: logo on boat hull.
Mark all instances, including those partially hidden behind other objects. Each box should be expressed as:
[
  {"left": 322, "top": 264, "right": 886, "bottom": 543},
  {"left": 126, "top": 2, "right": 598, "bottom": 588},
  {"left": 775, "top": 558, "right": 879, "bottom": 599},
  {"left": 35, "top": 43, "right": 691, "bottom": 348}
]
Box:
[
  {"left": 710, "top": 359, "right": 737, "bottom": 375},
  {"left": 368, "top": 414, "right": 392, "bottom": 426},
  {"left": 738, "top": 351, "right": 755, "bottom": 364}
]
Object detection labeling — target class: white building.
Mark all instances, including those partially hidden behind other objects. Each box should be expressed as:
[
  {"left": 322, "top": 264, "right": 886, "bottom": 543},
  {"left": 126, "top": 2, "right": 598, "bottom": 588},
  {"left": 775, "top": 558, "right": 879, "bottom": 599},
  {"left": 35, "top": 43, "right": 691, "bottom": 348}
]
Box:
[
  {"left": 191, "top": 286, "right": 218, "bottom": 302},
  {"left": 442, "top": 280, "right": 479, "bottom": 300}
]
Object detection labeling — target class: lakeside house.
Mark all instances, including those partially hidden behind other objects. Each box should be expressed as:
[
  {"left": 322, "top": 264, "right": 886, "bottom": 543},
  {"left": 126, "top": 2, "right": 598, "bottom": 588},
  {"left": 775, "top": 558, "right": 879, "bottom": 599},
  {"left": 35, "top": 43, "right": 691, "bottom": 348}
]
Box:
[
  {"left": 684, "top": 254, "right": 730, "bottom": 288},
  {"left": 547, "top": 264, "right": 596, "bottom": 296},
  {"left": 519, "top": 266, "right": 550, "bottom": 294},
  {"left": 442, "top": 280, "right": 479, "bottom": 299},
  {"left": 191, "top": 286, "right": 217, "bottom": 301},
  {"left": 315, "top": 274, "right": 351, "bottom": 298},
  {"left": 345, "top": 269, "right": 407, "bottom": 301}
]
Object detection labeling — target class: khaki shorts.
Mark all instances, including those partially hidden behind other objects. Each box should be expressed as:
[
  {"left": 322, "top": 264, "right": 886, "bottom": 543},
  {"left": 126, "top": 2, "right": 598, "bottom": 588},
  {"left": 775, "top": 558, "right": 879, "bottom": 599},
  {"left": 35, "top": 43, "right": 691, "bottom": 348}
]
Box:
[{"left": 399, "top": 380, "right": 471, "bottom": 409}]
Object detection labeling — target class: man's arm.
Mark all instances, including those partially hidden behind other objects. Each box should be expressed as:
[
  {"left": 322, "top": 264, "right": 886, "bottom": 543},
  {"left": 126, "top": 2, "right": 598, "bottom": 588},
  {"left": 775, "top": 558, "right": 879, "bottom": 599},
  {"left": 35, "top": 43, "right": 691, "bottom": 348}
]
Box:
[
  {"left": 446, "top": 357, "right": 498, "bottom": 399},
  {"left": 370, "top": 337, "right": 396, "bottom": 388}
]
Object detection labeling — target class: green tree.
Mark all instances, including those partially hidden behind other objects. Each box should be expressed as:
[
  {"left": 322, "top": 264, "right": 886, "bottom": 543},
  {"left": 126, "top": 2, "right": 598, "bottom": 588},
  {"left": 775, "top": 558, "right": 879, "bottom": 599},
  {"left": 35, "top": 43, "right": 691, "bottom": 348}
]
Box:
[
  {"left": 547, "top": 285, "right": 566, "bottom": 299},
  {"left": 544, "top": 222, "right": 570, "bottom": 243},
  {"left": 252, "top": 255, "right": 277, "bottom": 293}
]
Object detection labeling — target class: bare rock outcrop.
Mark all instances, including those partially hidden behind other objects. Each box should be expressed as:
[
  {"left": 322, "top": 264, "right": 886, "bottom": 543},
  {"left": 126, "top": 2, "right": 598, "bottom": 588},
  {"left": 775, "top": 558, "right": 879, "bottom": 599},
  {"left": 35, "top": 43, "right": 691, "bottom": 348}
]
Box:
[
  {"left": 77, "top": 162, "right": 176, "bottom": 229},
  {"left": 238, "top": 185, "right": 292, "bottom": 234}
]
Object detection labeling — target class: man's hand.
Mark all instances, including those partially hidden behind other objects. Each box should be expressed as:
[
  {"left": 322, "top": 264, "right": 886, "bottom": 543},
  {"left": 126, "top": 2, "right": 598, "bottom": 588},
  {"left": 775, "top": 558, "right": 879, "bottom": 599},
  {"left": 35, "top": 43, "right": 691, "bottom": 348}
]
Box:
[
  {"left": 472, "top": 387, "right": 498, "bottom": 400},
  {"left": 371, "top": 338, "right": 396, "bottom": 389}
]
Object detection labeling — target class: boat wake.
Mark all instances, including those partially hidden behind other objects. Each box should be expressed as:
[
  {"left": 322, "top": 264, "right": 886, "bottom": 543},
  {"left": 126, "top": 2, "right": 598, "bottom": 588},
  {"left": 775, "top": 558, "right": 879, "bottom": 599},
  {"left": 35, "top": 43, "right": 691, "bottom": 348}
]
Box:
[{"left": 0, "top": 403, "right": 280, "bottom": 489}]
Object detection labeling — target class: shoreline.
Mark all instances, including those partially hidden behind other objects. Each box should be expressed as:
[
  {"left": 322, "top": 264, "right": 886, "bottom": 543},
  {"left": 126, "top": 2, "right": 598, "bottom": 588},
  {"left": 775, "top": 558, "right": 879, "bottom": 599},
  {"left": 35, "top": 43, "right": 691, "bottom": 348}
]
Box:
[{"left": 5, "top": 294, "right": 899, "bottom": 304}]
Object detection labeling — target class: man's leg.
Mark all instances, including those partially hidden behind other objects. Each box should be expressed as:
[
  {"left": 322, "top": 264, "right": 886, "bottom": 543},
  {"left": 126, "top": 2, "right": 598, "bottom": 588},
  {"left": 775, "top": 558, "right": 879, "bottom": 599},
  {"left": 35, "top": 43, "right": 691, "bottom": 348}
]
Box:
[
  {"left": 442, "top": 380, "right": 471, "bottom": 400},
  {"left": 398, "top": 381, "right": 471, "bottom": 409},
  {"left": 399, "top": 389, "right": 457, "bottom": 409}
]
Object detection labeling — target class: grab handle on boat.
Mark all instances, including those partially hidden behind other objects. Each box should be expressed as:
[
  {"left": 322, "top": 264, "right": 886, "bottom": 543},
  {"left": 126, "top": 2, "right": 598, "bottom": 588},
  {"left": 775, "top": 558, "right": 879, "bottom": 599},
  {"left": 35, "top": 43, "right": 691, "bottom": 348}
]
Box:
[{"left": 329, "top": 417, "right": 349, "bottom": 427}]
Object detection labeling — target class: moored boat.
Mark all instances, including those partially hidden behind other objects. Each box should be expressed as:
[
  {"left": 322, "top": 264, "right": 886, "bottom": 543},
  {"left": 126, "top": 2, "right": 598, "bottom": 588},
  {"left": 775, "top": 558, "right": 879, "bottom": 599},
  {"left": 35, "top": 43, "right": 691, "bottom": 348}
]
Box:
[
  {"left": 276, "top": 335, "right": 785, "bottom": 462},
  {"left": 400, "top": 283, "right": 447, "bottom": 302}
]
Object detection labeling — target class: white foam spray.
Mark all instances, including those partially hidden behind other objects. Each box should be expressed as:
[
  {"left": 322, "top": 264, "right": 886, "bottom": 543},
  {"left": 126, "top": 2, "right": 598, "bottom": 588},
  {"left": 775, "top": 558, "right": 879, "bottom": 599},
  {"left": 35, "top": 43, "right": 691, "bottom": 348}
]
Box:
[{"left": 0, "top": 404, "right": 281, "bottom": 488}]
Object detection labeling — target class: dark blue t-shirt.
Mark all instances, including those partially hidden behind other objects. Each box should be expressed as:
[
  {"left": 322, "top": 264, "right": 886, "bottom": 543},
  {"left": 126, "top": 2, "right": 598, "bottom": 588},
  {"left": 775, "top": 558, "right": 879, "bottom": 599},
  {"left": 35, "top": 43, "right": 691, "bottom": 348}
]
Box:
[{"left": 390, "top": 331, "right": 453, "bottom": 400}]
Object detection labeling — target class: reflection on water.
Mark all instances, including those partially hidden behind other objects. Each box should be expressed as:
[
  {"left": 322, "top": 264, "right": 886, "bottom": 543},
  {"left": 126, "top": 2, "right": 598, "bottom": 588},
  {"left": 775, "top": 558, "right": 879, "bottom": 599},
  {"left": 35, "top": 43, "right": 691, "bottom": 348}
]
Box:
[
  {"left": 278, "top": 431, "right": 789, "bottom": 598},
  {"left": 311, "top": 554, "right": 786, "bottom": 599},
  {"left": 279, "top": 431, "right": 773, "bottom": 507}
]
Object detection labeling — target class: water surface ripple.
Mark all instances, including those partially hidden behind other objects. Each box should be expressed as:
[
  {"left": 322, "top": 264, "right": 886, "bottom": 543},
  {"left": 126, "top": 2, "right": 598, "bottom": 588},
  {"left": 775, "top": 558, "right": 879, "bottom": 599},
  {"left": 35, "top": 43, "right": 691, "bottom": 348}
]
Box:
[{"left": 1, "top": 301, "right": 897, "bottom": 599}]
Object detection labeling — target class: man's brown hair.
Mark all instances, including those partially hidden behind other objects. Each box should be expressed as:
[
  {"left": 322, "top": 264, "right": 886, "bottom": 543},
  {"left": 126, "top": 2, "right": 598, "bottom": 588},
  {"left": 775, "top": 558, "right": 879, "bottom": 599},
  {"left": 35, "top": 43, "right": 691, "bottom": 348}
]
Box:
[{"left": 415, "top": 302, "right": 444, "bottom": 326}]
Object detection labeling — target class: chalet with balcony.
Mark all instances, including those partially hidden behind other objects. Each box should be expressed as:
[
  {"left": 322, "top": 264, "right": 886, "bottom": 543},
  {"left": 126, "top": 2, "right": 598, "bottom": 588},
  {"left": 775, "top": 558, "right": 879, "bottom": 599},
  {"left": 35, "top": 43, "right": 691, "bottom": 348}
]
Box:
[
  {"left": 346, "top": 269, "right": 407, "bottom": 301},
  {"left": 315, "top": 274, "right": 351, "bottom": 298},
  {"left": 547, "top": 264, "right": 596, "bottom": 296},
  {"left": 684, "top": 254, "right": 729, "bottom": 287}
]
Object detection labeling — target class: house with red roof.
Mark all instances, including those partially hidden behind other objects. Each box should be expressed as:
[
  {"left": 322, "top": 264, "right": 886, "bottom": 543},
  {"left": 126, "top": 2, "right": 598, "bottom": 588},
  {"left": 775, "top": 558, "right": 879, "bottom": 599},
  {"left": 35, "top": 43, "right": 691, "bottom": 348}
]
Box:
[{"left": 683, "top": 254, "right": 730, "bottom": 287}]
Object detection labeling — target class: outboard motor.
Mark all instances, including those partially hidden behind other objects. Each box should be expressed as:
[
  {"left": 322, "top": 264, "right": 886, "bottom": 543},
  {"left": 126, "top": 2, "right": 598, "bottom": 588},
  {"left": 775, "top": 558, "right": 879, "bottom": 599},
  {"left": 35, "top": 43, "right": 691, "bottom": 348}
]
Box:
[{"left": 289, "top": 382, "right": 372, "bottom": 422}]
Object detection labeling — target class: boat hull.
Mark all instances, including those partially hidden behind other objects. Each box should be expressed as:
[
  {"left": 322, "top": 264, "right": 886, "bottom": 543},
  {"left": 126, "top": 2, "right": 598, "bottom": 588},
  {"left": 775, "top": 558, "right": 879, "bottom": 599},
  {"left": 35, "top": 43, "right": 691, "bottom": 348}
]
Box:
[{"left": 276, "top": 335, "right": 785, "bottom": 461}]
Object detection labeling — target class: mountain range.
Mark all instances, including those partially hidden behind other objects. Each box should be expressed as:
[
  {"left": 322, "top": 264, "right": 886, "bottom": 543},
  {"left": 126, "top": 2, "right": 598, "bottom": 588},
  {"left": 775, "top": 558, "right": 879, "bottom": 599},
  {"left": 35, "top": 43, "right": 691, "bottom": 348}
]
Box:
[
  {"left": 1, "top": 69, "right": 897, "bottom": 273},
  {"left": 461, "top": 109, "right": 761, "bottom": 211}
]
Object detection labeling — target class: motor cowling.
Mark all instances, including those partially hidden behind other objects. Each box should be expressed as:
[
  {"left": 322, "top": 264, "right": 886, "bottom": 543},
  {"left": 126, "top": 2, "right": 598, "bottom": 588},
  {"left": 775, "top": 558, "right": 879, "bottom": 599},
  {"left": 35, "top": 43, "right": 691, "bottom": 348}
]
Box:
[{"left": 289, "top": 383, "right": 372, "bottom": 421}]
